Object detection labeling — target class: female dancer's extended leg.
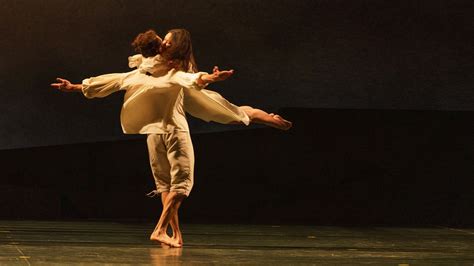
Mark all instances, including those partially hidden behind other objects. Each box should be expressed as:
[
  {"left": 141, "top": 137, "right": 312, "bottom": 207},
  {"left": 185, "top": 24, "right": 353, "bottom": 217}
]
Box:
[{"left": 239, "top": 106, "right": 292, "bottom": 130}]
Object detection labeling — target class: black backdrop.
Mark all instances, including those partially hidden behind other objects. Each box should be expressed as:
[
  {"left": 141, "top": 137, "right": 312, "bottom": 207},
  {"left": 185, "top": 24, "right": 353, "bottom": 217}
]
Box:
[
  {"left": 1, "top": 108, "right": 473, "bottom": 225},
  {"left": 0, "top": 0, "right": 472, "bottom": 149},
  {"left": 0, "top": 0, "right": 473, "bottom": 225}
]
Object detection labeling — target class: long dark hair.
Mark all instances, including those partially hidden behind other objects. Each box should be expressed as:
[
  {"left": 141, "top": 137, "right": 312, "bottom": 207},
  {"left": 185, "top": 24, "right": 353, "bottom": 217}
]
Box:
[{"left": 164, "top": 29, "right": 198, "bottom": 73}]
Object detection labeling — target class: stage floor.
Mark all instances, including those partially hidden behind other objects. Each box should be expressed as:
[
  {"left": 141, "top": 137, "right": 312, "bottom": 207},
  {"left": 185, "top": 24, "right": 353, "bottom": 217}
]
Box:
[{"left": 0, "top": 221, "right": 473, "bottom": 265}]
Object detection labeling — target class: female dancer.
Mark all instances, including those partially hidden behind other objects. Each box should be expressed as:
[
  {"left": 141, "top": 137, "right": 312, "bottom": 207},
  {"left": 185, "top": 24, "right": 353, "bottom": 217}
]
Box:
[{"left": 129, "top": 29, "right": 292, "bottom": 130}]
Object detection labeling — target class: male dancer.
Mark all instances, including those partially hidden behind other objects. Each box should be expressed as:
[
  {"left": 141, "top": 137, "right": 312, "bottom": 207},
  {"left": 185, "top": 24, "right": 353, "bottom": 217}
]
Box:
[{"left": 51, "top": 30, "right": 233, "bottom": 247}]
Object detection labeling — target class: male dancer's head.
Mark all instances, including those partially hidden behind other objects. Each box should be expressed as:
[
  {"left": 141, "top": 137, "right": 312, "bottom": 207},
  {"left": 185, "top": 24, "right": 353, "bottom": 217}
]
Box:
[{"left": 131, "top": 29, "right": 162, "bottom": 58}]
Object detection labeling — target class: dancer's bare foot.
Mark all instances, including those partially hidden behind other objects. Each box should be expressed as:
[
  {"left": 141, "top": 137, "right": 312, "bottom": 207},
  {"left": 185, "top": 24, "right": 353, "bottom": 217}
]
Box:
[
  {"left": 172, "top": 235, "right": 183, "bottom": 247},
  {"left": 170, "top": 228, "right": 183, "bottom": 246},
  {"left": 270, "top": 114, "right": 292, "bottom": 130},
  {"left": 151, "top": 232, "right": 183, "bottom": 248}
]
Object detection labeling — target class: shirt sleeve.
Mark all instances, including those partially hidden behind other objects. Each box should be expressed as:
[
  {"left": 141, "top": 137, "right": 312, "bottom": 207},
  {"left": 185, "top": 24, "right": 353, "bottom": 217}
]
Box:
[
  {"left": 128, "top": 54, "right": 143, "bottom": 68},
  {"left": 81, "top": 72, "right": 129, "bottom": 98},
  {"left": 169, "top": 70, "right": 209, "bottom": 91}
]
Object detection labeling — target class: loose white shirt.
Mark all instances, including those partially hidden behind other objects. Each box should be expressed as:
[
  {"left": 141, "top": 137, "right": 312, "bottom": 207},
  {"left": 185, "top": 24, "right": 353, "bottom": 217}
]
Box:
[
  {"left": 129, "top": 54, "right": 250, "bottom": 126},
  {"left": 82, "top": 69, "right": 207, "bottom": 134}
]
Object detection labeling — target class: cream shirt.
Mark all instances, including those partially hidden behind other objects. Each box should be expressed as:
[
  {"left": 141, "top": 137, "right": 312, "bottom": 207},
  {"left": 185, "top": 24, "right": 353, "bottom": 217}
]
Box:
[
  {"left": 129, "top": 54, "right": 250, "bottom": 126},
  {"left": 82, "top": 69, "right": 207, "bottom": 134}
]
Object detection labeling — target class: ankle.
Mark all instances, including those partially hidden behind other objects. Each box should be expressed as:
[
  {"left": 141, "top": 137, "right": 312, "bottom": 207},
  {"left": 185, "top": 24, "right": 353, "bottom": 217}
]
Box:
[{"left": 156, "top": 228, "right": 167, "bottom": 235}]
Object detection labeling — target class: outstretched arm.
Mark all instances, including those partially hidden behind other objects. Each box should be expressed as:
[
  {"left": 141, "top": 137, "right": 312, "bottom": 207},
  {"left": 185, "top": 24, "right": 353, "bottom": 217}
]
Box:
[
  {"left": 51, "top": 72, "right": 129, "bottom": 98},
  {"left": 197, "top": 66, "right": 234, "bottom": 86},
  {"left": 51, "top": 78, "right": 83, "bottom": 92},
  {"left": 171, "top": 66, "right": 234, "bottom": 91}
]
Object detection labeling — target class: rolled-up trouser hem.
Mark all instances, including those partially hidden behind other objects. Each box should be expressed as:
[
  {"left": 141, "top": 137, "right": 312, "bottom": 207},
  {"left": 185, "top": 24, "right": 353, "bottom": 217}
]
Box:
[{"left": 146, "top": 189, "right": 190, "bottom": 198}]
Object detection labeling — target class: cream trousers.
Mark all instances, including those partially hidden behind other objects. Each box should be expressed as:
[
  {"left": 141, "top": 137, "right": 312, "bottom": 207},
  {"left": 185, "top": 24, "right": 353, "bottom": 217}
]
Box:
[{"left": 146, "top": 132, "right": 194, "bottom": 197}]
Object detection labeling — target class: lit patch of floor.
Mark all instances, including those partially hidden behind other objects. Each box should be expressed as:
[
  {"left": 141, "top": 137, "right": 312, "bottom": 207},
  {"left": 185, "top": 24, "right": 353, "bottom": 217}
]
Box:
[{"left": 0, "top": 221, "right": 473, "bottom": 264}]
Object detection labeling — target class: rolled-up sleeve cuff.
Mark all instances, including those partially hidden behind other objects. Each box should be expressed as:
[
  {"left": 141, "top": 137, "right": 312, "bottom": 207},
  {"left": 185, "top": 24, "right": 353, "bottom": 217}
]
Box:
[
  {"left": 81, "top": 78, "right": 94, "bottom": 98},
  {"left": 192, "top": 72, "right": 209, "bottom": 90}
]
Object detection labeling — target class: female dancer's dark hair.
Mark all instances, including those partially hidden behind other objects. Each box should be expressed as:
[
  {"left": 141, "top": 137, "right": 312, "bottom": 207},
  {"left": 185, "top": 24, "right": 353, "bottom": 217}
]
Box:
[{"left": 164, "top": 29, "right": 198, "bottom": 73}]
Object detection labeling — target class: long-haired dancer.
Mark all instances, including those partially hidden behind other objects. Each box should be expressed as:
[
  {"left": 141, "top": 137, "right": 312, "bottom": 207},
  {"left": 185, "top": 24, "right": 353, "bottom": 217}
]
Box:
[{"left": 130, "top": 29, "right": 292, "bottom": 130}]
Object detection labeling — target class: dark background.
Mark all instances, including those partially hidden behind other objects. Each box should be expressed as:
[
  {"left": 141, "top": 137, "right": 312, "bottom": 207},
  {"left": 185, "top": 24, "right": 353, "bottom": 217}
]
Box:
[
  {"left": 0, "top": 0, "right": 472, "bottom": 149},
  {"left": 1, "top": 108, "right": 473, "bottom": 226},
  {"left": 0, "top": 0, "right": 473, "bottom": 226}
]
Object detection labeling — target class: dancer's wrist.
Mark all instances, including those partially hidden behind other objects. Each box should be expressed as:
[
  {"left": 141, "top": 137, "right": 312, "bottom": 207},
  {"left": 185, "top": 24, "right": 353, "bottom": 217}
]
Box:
[
  {"left": 67, "top": 84, "right": 83, "bottom": 92},
  {"left": 198, "top": 74, "right": 213, "bottom": 85}
]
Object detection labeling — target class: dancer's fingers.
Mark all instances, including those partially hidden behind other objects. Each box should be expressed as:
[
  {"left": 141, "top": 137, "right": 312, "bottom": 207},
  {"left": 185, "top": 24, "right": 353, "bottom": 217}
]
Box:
[
  {"left": 221, "top": 70, "right": 234, "bottom": 77},
  {"left": 213, "top": 66, "right": 219, "bottom": 73}
]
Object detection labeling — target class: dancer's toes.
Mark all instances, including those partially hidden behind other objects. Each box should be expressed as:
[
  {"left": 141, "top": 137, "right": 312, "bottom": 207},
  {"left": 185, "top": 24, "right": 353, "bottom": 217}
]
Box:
[
  {"left": 171, "top": 241, "right": 183, "bottom": 248},
  {"left": 150, "top": 232, "right": 177, "bottom": 247},
  {"left": 273, "top": 115, "right": 293, "bottom": 130},
  {"left": 167, "top": 237, "right": 183, "bottom": 248},
  {"left": 173, "top": 236, "right": 183, "bottom": 247}
]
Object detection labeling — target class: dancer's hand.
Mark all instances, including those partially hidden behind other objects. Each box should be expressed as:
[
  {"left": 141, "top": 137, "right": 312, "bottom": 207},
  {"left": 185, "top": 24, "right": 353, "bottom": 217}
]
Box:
[
  {"left": 199, "top": 66, "right": 234, "bottom": 85},
  {"left": 51, "top": 78, "right": 82, "bottom": 92},
  {"left": 211, "top": 66, "right": 234, "bottom": 81}
]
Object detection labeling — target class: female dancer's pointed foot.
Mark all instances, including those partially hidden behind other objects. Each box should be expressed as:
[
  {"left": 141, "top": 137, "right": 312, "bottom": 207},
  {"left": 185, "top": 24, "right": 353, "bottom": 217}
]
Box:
[
  {"left": 150, "top": 232, "right": 183, "bottom": 248},
  {"left": 272, "top": 114, "right": 292, "bottom": 130}
]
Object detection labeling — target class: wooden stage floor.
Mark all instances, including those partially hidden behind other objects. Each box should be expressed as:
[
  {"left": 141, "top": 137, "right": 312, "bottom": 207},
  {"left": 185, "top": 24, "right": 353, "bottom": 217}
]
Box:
[{"left": 0, "top": 220, "right": 473, "bottom": 265}]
